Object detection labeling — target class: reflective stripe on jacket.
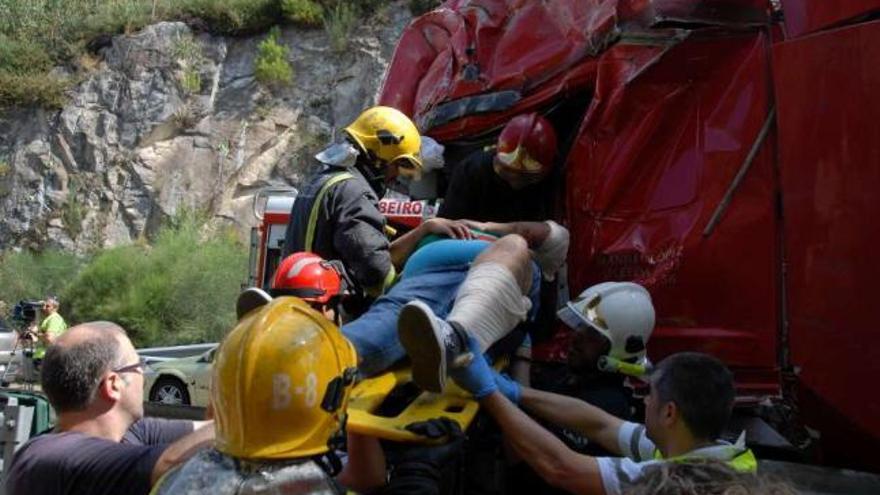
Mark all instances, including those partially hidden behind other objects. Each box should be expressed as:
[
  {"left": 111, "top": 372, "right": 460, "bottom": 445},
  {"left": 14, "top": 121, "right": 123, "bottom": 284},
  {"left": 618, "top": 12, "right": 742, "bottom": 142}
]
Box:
[{"left": 283, "top": 166, "right": 393, "bottom": 295}]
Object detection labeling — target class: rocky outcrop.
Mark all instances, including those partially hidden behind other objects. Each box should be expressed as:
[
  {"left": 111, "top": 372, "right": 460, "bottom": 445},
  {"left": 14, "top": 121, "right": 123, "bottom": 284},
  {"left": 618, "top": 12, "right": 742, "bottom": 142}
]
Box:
[{"left": 0, "top": 8, "right": 411, "bottom": 252}]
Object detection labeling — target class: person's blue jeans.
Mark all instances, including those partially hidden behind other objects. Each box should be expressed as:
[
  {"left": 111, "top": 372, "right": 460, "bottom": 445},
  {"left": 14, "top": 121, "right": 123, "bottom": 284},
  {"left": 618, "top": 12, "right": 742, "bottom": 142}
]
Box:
[{"left": 342, "top": 240, "right": 541, "bottom": 376}]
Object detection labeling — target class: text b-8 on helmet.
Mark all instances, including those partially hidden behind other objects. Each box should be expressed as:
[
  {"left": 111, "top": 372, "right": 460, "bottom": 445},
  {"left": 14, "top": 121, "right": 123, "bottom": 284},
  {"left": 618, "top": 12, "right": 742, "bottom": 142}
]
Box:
[{"left": 213, "top": 297, "right": 357, "bottom": 460}]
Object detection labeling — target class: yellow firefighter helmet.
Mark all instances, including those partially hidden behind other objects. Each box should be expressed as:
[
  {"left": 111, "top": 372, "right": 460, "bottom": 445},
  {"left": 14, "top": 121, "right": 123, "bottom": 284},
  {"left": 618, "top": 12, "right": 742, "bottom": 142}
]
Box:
[
  {"left": 212, "top": 296, "right": 357, "bottom": 460},
  {"left": 344, "top": 106, "right": 423, "bottom": 176}
]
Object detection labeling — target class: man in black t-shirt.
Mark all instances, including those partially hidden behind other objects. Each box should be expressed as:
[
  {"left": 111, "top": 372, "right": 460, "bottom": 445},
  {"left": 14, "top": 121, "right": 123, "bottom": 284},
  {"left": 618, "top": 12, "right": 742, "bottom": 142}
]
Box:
[
  {"left": 5, "top": 321, "right": 213, "bottom": 495},
  {"left": 438, "top": 112, "right": 559, "bottom": 223}
]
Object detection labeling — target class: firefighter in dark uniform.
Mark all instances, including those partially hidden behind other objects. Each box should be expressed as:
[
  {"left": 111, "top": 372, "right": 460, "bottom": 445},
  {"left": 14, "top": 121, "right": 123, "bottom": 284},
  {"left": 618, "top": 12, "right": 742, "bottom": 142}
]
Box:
[
  {"left": 283, "top": 106, "right": 423, "bottom": 303},
  {"left": 438, "top": 112, "right": 559, "bottom": 223}
]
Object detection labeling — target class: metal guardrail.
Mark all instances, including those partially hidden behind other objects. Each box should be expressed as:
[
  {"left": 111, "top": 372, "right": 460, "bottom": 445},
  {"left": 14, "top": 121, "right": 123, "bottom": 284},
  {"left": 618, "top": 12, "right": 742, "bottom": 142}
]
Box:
[{"left": 137, "top": 343, "right": 217, "bottom": 362}]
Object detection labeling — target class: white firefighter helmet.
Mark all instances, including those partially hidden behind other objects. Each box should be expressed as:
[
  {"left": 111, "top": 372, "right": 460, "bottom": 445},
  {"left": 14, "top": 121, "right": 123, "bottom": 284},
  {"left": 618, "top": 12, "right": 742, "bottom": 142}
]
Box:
[{"left": 557, "top": 282, "right": 655, "bottom": 367}]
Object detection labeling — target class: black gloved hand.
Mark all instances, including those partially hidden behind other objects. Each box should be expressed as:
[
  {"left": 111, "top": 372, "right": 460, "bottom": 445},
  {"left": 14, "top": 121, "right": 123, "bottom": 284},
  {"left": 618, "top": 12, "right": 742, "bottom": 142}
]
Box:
[
  {"left": 382, "top": 417, "right": 465, "bottom": 468},
  {"left": 405, "top": 417, "right": 464, "bottom": 440},
  {"left": 374, "top": 418, "right": 465, "bottom": 495}
]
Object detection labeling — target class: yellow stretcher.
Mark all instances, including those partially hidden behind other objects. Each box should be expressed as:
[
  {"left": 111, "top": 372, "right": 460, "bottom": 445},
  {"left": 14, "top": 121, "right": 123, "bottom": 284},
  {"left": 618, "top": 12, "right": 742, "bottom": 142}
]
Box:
[{"left": 347, "top": 361, "right": 504, "bottom": 443}]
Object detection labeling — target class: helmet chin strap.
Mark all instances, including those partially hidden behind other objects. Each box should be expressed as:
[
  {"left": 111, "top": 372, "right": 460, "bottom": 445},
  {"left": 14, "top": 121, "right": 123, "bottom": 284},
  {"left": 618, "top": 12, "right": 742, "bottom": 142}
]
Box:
[
  {"left": 597, "top": 355, "right": 651, "bottom": 378},
  {"left": 314, "top": 421, "right": 347, "bottom": 477},
  {"left": 354, "top": 154, "right": 387, "bottom": 198}
]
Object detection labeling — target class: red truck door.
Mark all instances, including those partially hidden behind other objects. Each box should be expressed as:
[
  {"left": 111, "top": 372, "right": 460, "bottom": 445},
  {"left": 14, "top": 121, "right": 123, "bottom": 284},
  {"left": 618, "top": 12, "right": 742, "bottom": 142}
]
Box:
[{"left": 773, "top": 3, "right": 880, "bottom": 470}]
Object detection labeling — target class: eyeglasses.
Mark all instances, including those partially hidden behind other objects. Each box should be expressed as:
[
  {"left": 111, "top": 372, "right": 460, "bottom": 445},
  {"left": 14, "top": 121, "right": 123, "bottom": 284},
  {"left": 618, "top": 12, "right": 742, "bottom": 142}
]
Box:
[{"left": 112, "top": 357, "right": 149, "bottom": 375}]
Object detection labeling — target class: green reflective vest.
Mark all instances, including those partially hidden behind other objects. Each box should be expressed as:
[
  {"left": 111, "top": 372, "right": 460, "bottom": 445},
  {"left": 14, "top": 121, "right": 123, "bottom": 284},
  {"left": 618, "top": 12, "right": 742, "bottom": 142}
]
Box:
[{"left": 652, "top": 437, "right": 758, "bottom": 473}]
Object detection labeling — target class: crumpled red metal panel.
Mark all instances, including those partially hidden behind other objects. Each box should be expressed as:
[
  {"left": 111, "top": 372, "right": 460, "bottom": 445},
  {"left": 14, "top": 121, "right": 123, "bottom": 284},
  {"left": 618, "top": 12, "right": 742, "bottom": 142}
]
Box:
[
  {"left": 781, "top": 0, "right": 880, "bottom": 38},
  {"left": 379, "top": 0, "right": 618, "bottom": 134},
  {"left": 773, "top": 19, "right": 880, "bottom": 471},
  {"left": 619, "top": 0, "right": 769, "bottom": 26},
  {"left": 378, "top": 0, "right": 769, "bottom": 136},
  {"left": 560, "top": 33, "right": 779, "bottom": 387},
  {"left": 380, "top": 1, "right": 780, "bottom": 391}
]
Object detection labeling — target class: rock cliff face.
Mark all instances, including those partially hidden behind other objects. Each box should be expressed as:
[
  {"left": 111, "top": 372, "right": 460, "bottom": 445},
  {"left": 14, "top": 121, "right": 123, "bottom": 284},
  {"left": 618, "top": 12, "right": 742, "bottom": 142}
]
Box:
[{"left": 0, "top": 10, "right": 410, "bottom": 252}]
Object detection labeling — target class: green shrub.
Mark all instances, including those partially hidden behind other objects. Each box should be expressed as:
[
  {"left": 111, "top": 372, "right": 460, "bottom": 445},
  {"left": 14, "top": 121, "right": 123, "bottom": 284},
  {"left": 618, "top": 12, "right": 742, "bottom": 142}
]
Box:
[
  {"left": 180, "top": 68, "right": 201, "bottom": 94},
  {"left": 61, "top": 181, "right": 86, "bottom": 239},
  {"left": 0, "top": 0, "right": 284, "bottom": 108},
  {"left": 63, "top": 210, "right": 247, "bottom": 347},
  {"left": 171, "top": 33, "right": 204, "bottom": 63},
  {"left": 174, "top": 0, "right": 281, "bottom": 35},
  {"left": 0, "top": 71, "right": 69, "bottom": 108},
  {"left": 281, "top": 0, "right": 324, "bottom": 27},
  {"left": 73, "top": 0, "right": 154, "bottom": 40},
  {"left": 0, "top": 35, "right": 53, "bottom": 75},
  {"left": 254, "top": 27, "right": 293, "bottom": 88},
  {"left": 323, "top": 2, "right": 357, "bottom": 53},
  {"left": 0, "top": 249, "right": 84, "bottom": 313}
]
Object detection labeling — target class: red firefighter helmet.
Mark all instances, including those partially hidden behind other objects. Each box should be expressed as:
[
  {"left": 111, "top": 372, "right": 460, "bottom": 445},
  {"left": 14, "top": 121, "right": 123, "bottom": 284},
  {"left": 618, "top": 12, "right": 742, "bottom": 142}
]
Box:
[
  {"left": 271, "top": 252, "right": 343, "bottom": 304},
  {"left": 495, "top": 112, "right": 558, "bottom": 176}
]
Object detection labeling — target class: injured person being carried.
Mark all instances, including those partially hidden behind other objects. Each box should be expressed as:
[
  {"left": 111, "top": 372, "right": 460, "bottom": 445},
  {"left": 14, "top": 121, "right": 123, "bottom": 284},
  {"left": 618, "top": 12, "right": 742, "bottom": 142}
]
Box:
[
  {"left": 270, "top": 218, "right": 570, "bottom": 392},
  {"left": 155, "top": 219, "right": 569, "bottom": 495}
]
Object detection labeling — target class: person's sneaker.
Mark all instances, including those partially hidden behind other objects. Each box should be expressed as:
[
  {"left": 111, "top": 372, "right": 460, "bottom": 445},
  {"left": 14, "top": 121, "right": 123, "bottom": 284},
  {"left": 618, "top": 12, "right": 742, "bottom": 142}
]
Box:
[{"left": 398, "top": 300, "right": 472, "bottom": 393}]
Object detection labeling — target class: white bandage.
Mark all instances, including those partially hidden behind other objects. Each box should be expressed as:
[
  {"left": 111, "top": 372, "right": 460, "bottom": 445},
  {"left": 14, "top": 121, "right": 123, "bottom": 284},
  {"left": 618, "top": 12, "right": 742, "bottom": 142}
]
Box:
[
  {"left": 447, "top": 262, "right": 532, "bottom": 353},
  {"left": 532, "top": 220, "right": 570, "bottom": 281}
]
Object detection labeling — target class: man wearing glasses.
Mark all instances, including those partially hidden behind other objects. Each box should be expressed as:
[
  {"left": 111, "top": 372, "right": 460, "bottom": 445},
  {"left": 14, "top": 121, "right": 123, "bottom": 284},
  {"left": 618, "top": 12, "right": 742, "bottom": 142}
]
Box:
[{"left": 5, "top": 321, "right": 214, "bottom": 495}]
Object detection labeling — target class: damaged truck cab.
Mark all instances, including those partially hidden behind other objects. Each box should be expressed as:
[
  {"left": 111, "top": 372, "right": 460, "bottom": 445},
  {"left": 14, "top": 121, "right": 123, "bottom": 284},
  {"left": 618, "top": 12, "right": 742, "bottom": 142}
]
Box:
[{"left": 251, "top": 0, "right": 880, "bottom": 471}]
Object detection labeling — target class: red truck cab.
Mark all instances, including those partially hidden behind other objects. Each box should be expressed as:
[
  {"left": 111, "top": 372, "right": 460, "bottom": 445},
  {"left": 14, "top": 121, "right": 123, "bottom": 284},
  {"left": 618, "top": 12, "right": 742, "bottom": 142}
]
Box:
[{"left": 251, "top": 0, "right": 880, "bottom": 471}]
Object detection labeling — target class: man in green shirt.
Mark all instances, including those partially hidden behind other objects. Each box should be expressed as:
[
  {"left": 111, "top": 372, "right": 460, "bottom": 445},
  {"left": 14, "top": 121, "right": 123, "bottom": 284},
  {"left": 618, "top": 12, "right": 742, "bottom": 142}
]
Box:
[{"left": 33, "top": 296, "right": 67, "bottom": 361}]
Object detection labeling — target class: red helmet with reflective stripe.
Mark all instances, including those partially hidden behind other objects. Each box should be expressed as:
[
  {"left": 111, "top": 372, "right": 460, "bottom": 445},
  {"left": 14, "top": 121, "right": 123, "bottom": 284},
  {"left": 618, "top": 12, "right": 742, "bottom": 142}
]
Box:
[
  {"left": 271, "top": 252, "right": 342, "bottom": 304},
  {"left": 495, "top": 112, "right": 558, "bottom": 176}
]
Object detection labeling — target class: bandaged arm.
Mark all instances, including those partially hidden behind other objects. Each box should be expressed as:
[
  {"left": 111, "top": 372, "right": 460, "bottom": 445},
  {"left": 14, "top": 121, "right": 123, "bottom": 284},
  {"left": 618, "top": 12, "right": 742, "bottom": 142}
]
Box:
[{"left": 462, "top": 220, "right": 570, "bottom": 280}]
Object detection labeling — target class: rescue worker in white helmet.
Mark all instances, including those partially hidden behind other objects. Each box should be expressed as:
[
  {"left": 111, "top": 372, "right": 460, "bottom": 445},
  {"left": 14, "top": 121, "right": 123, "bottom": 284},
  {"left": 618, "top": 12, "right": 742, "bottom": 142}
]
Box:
[
  {"left": 282, "top": 106, "right": 474, "bottom": 317},
  {"left": 153, "top": 297, "right": 389, "bottom": 495},
  {"left": 438, "top": 111, "right": 559, "bottom": 223}
]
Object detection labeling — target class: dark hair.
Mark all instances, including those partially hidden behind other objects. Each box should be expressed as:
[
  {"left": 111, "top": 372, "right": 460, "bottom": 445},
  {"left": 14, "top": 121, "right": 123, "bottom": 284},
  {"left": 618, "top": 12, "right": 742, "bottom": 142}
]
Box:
[
  {"left": 652, "top": 352, "right": 735, "bottom": 440},
  {"left": 624, "top": 459, "right": 798, "bottom": 495},
  {"left": 40, "top": 328, "right": 122, "bottom": 412}
]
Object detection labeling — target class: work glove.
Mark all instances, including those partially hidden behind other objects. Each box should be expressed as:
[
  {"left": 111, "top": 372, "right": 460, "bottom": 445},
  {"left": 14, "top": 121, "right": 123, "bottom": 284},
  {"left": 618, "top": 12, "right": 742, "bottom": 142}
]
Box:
[
  {"left": 402, "top": 417, "right": 466, "bottom": 465},
  {"left": 377, "top": 418, "right": 465, "bottom": 495},
  {"left": 405, "top": 417, "right": 463, "bottom": 440},
  {"left": 449, "top": 335, "right": 497, "bottom": 399},
  {"left": 493, "top": 372, "right": 522, "bottom": 405}
]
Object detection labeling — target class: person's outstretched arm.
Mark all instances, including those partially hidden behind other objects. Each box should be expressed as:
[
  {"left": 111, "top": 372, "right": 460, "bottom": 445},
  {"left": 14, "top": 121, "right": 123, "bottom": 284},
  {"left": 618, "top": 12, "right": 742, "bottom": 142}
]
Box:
[
  {"left": 462, "top": 221, "right": 551, "bottom": 248},
  {"left": 519, "top": 386, "right": 625, "bottom": 456},
  {"left": 389, "top": 218, "right": 474, "bottom": 268},
  {"left": 449, "top": 336, "right": 605, "bottom": 494},
  {"left": 338, "top": 432, "right": 387, "bottom": 492},
  {"left": 482, "top": 392, "right": 606, "bottom": 495},
  {"left": 150, "top": 421, "right": 215, "bottom": 485}
]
